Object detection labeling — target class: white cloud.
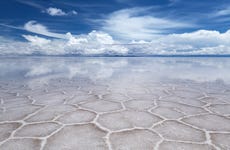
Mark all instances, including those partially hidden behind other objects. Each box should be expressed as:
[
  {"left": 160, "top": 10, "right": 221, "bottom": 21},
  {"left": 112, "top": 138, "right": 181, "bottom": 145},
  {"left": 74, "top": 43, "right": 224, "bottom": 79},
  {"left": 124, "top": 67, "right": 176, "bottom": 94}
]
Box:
[
  {"left": 71, "top": 10, "right": 77, "bottom": 15},
  {"left": 1, "top": 28, "right": 230, "bottom": 56},
  {"left": 24, "top": 21, "right": 66, "bottom": 39},
  {"left": 22, "top": 35, "right": 51, "bottom": 46},
  {"left": 0, "top": 29, "right": 128, "bottom": 55},
  {"left": 46, "top": 7, "right": 67, "bottom": 16},
  {"left": 66, "top": 31, "right": 115, "bottom": 45},
  {"left": 129, "top": 29, "right": 230, "bottom": 55},
  {"left": 101, "top": 7, "right": 193, "bottom": 40},
  {"left": 160, "top": 30, "right": 230, "bottom": 46},
  {"left": 45, "top": 7, "right": 77, "bottom": 16},
  {"left": 215, "top": 7, "right": 230, "bottom": 16},
  {"left": 1, "top": 20, "right": 230, "bottom": 56}
]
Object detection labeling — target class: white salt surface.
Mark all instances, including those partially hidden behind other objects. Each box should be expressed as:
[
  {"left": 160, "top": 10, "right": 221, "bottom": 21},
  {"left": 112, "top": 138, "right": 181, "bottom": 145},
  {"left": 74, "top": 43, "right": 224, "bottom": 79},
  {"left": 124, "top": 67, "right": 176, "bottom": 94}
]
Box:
[{"left": 0, "top": 57, "right": 230, "bottom": 149}]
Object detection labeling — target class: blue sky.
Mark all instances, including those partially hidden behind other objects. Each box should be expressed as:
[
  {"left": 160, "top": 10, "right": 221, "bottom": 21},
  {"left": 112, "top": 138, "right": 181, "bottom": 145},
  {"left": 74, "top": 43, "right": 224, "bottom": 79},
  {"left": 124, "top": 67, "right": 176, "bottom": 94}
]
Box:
[{"left": 0, "top": 0, "right": 230, "bottom": 55}]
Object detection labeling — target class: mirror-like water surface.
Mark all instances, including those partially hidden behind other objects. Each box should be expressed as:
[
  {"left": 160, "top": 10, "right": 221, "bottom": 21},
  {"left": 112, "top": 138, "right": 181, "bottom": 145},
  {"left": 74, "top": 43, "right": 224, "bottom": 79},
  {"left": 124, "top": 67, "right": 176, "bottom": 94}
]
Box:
[{"left": 1, "top": 57, "right": 230, "bottom": 82}]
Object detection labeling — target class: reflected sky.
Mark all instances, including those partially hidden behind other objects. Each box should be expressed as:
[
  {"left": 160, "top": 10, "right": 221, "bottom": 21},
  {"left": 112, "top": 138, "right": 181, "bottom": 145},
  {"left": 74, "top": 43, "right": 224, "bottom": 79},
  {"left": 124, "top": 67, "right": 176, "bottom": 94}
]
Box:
[{"left": 0, "top": 57, "right": 230, "bottom": 85}]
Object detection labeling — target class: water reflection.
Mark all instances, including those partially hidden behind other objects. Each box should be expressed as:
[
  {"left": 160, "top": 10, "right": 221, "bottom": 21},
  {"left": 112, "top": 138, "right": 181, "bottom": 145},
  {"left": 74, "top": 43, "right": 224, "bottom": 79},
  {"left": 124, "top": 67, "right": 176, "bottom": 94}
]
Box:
[{"left": 0, "top": 57, "right": 230, "bottom": 84}]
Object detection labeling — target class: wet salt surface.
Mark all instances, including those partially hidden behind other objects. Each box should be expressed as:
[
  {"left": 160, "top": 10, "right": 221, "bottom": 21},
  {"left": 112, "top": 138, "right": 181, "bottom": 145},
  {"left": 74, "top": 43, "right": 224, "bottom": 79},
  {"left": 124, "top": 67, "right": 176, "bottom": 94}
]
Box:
[{"left": 0, "top": 56, "right": 230, "bottom": 150}]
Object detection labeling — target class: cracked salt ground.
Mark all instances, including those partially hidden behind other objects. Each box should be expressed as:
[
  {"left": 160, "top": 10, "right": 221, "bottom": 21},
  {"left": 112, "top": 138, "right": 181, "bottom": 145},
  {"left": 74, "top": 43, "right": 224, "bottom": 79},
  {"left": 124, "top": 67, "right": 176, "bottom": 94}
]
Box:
[
  {"left": 1, "top": 80, "right": 230, "bottom": 150},
  {"left": 80, "top": 100, "right": 122, "bottom": 113},
  {"left": 153, "top": 120, "right": 206, "bottom": 142},
  {"left": 14, "top": 122, "right": 61, "bottom": 138},
  {"left": 56, "top": 109, "right": 96, "bottom": 124},
  {"left": 151, "top": 107, "right": 184, "bottom": 120},
  {"left": 124, "top": 100, "right": 155, "bottom": 110},
  {"left": 102, "top": 93, "right": 129, "bottom": 102},
  {"left": 98, "top": 110, "right": 162, "bottom": 131},
  {"left": 1, "top": 139, "right": 42, "bottom": 150},
  {"left": 0, "top": 123, "right": 21, "bottom": 142},
  {"left": 211, "top": 133, "right": 230, "bottom": 149},
  {"left": 182, "top": 114, "right": 230, "bottom": 132},
  {"left": 158, "top": 141, "right": 215, "bottom": 150},
  {"left": 1, "top": 57, "right": 230, "bottom": 150},
  {"left": 44, "top": 124, "right": 108, "bottom": 150},
  {"left": 110, "top": 129, "right": 161, "bottom": 150},
  {"left": 208, "top": 104, "right": 230, "bottom": 115}
]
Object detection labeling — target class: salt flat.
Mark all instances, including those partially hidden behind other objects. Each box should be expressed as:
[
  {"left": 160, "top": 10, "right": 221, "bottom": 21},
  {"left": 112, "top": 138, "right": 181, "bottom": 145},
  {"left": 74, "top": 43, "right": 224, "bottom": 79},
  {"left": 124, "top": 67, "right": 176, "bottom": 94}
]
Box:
[{"left": 0, "top": 57, "right": 230, "bottom": 150}]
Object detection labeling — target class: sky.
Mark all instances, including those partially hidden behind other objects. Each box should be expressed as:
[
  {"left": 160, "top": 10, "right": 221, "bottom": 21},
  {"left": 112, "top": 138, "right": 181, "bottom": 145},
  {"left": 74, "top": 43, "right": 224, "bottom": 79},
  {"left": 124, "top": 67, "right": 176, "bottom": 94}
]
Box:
[{"left": 0, "top": 0, "right": 230, "bottom": 55}]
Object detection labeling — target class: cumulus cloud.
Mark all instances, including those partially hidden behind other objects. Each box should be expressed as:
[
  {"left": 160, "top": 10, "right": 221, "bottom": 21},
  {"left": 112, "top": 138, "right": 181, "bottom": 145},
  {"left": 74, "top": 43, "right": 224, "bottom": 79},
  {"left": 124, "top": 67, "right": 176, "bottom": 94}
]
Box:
[
  {"left": 45, "top": 7, "right": 77, "bottom": 16},
  {"left": 22, "top": 35, "right": 51, "bottom": 46},
  {"left": 128, "top": 29, "right": 230, "bottom": 55},
  {"left": 101, "top": 7, "right": 193, "bottom": 40},
  {"left": 1, "top": 28, "right": 230, "bottom": 56},
  {"left": 66, "top": 31, "right": 115, "bottom": 45},
  {"left": 46, "top": 7, "right": 66, "bottom": 16},
  {"left": 0, "top": 28, "right": 128, "bottom": 55},
  {"left": 1, "top": 20, "right": 230, "bottom": 56}
]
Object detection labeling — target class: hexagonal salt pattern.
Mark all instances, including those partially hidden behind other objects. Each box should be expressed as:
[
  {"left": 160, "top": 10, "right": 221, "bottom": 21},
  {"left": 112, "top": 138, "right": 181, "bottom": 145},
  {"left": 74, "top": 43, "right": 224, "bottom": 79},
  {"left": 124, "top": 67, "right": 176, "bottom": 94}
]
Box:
[
  {"left": 56, "top": 109, "right": 96, "bottom": 124},
  {"left": 98, "top": 110, "right": 162, "bottom": 131},
  {"left": 31, "top": 92, "right": 68, "bottom": 105},
  {"left": 199, "top": 96, "right": 227, "bottom": 104},
  {"left": 182, "top": 114, "right": 230, "bottom": 131},
  {"left": 160, "top": 95, "right": 205, "bottom": 107},
  {"left": 172, "top": 89, "right": 203, "bottom": 99},
  {"left": 15, "top": 122, "right": 61, "bottom": 137},
  {"left": 153, "top": 120, "right": 206, "bottom": 142},
  {"left": 124, "top": 100, "right": 155, "bottom": 110},
  {"left": 80, "top": 100, "right": 122, "bottom": 112},
  {"left": 1, "top": 97, "right": 32, "bottom": 109},
  {"left": 102, "top": 93, "right": 129, "bottom": 102},
  {"left": 151, "top": 107, "right": 184, "bottom": 119},
  {"left": 25, "top": 105, "right": 76, "bottom": 122},
  {"left": 66, "top": 94, "right": 98, "bottom": 105},
  {"left": 157, "top": 101, "right": 207, "bottom": 115},
  {"left": 129, "top": 93, "right": 158, "bottom": 101},
  {"left": 110, "top": 129, "right": 161, "bottom": 150},
  {"left": 1, "top": 75, "right": 230, "bottom": 150},
  {"left": 0, "top": 105, "right": 42, "bottom": 121},
  {"left": 44, "top": 124, "right": 107, "bottom": 150}
]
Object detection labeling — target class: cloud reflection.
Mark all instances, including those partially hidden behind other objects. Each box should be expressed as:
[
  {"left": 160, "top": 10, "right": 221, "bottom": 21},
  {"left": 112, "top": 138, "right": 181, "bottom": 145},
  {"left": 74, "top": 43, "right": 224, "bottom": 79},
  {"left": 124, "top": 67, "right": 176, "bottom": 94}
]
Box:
[{"left": 0, "top": 57, "right": 230, "bottom": 87}]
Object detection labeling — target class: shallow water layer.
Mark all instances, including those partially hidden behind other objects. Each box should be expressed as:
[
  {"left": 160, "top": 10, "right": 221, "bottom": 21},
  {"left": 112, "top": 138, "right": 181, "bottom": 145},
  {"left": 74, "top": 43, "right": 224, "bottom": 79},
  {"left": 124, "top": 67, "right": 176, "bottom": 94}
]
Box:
[{"left": 0, "top": 57, "right": 230, "bottom": 150}]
